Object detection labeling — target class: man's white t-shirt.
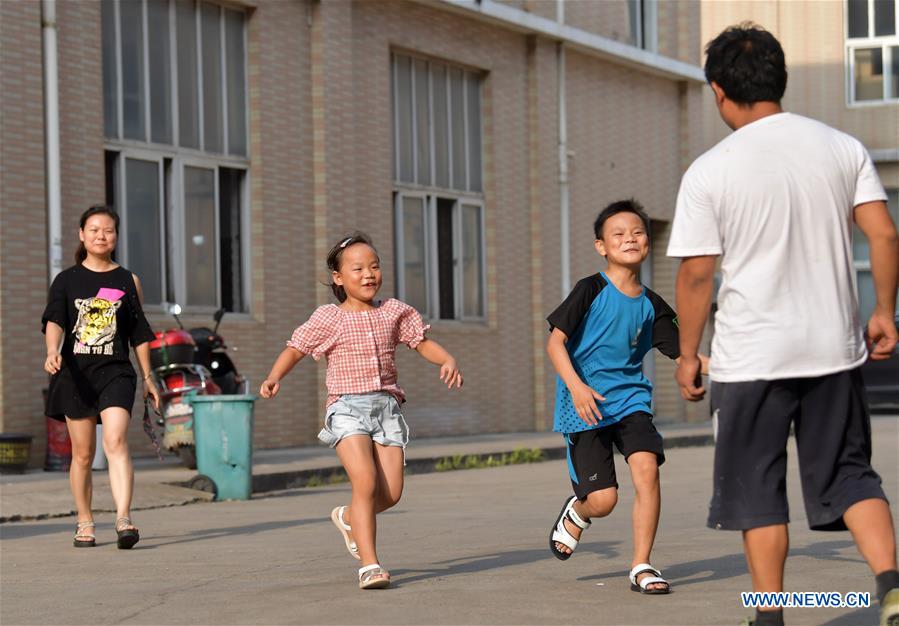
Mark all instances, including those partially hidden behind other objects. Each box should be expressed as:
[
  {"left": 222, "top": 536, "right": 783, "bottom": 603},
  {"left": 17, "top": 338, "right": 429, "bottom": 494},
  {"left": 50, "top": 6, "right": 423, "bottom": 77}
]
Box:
[{"left": 667, "top": 112, "right": 887, "bottom": 382}]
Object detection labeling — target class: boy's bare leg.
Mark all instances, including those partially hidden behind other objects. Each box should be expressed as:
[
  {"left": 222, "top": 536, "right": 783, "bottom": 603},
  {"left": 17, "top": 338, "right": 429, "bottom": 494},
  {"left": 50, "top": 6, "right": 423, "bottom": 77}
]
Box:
[
  {"left": 627, "top": 451, "right": 666, "bottom": 591},
  {"left": 335, "top": 436, "right": 380, "bottom": 566},
  {"left": 844, "top": 498, "right": 897, "bottom": 574},
  {"left": 554, "top": 487, "right": 618, "bottom": 554},
  {"left": 742, "top": 524, "right": 789, "bottom": 609}
]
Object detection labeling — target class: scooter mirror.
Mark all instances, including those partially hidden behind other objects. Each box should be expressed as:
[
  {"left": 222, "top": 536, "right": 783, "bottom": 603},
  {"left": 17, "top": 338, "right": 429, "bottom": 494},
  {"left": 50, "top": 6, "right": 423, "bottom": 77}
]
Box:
[{"left": 169, "top": 303, "right": 183, "bottom": 316}]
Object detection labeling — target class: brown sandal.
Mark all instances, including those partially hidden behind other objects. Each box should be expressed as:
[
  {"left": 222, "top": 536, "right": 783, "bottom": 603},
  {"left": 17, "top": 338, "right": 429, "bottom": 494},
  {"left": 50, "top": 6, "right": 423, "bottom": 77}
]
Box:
[
  {"left": 73, "top": 521, "right": 95, "bottom": 548},
  {"left": 115, "top": 516, "right": 140, "bottom": 550}
]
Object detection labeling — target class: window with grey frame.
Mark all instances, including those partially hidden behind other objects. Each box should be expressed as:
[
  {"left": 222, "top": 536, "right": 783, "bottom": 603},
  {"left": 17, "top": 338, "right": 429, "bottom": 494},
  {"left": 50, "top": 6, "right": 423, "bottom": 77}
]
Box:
[
  {"left": 101, "top": 0, "right": 248, "bottom": 312},
  {"left": 846, "top": 0, "right": 899, "bottom": 103},
  {"left": 392, "top": 53, "right": 486, "bottom": 321},
  {"left": 628, "top": 0, "right": 658, "bottom": 52}
]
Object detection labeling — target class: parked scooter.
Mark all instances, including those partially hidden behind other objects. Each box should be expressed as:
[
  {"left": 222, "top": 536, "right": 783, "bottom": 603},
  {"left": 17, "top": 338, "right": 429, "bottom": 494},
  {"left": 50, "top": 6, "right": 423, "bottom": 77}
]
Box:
[{"left": 148, "top": 305, "right": 246, "bottom": 468}]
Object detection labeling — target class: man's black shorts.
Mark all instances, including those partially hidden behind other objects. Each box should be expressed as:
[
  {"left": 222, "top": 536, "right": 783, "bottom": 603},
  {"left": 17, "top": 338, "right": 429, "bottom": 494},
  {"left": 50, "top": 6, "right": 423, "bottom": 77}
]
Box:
[
  {"left": 565, "top": 411, "right": 665, "bottom": 500},
  {"left": 708, "top": 367, "right": 886, "bottom": 531}
]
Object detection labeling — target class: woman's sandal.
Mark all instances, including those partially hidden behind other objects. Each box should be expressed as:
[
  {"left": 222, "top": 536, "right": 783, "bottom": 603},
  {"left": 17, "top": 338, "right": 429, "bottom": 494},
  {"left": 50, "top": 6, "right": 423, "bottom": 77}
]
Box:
[
  {"left": 73, "top": 521, "right": 96, "bottom": 548},
  {"left": 629, "top": 563, "right": 671, "bottom": 594},
  {"left": 331, "top": 506, "right": 360, "bottom": 560},
  {"left": 549, "top": 495, "right": 590, "bottom": 560},
  {"left": 115, "top": 517, "right": 140, "bottom": 550},
  {"left": 358, "top": 564, "right": 390, "bottom": 590}
]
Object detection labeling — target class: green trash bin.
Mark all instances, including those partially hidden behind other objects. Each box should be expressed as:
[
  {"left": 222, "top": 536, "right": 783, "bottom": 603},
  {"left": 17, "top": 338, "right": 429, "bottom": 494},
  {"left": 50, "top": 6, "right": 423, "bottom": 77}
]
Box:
[{"left": 182, "top": 394, "right": 256, "bottom": 501}]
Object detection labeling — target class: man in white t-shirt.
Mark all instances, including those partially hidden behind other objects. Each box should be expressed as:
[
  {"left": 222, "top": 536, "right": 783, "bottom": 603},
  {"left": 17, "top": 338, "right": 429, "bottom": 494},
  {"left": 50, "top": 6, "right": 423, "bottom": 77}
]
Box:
[{"left": 667, "top": 23, "right": 899, "bottom": 626}]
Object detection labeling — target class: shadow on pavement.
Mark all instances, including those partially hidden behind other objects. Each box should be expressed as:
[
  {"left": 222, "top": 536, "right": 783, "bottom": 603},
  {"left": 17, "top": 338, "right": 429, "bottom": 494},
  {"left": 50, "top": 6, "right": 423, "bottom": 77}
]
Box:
[
  {"left": 575, "top": 540, "right": 859, "bottom": 588},
  {"left": 137, "top": 516, "right": 326, "bottom": 549},
  {"left": 819, "top": 606, "right": 880, "bottom": 625},
  {"left": 389, "top": 540, "right": 622, "bottom": 586},
  {"left": 0, "top": 522, "right": 75, "bottom": 541}
]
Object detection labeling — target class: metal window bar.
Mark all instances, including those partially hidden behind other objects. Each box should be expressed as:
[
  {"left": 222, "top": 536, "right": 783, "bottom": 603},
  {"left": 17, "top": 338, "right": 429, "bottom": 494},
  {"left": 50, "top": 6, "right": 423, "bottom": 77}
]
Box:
[
  {"left": 142, "top": 0, "right": 151, "bottom": 144},
  {"left": 220, "top": 5, "right": 229, "bottom": 155}
]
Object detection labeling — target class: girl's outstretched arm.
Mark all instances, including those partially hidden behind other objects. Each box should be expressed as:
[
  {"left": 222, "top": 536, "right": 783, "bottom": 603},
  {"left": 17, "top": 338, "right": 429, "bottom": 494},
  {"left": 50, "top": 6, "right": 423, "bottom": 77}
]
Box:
[
  {"left": 415, "top": 338, "right": 463, "bottom": 389},
  {"left": 260, "top": 347, "right": 305, "bottom": 398}
]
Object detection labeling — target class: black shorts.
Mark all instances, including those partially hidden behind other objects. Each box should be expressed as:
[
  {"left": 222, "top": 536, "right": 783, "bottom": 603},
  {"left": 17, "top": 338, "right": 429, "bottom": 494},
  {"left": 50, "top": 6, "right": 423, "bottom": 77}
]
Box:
[
  {"left": 565, "top": 411, "right": 665, "bottom": 500},
  {"left": 46, "top": 372, "right": 137, "bottom": 422},
  {"left": 708, "top": 367, "right": 886, "bottom": 532}
]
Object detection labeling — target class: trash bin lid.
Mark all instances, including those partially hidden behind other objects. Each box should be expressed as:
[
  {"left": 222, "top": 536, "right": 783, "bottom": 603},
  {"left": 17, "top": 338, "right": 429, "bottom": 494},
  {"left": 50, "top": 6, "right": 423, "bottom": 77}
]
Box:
[{"left": 183, "top": 394, "right": 257, "bottom": 403}]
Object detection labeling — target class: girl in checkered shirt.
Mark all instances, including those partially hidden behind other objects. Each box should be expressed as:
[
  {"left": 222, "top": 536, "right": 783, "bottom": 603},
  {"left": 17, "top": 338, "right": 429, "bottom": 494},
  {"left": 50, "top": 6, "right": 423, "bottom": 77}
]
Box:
[{"left": 260, "top": 232, "right": 463, "bottom": 590}]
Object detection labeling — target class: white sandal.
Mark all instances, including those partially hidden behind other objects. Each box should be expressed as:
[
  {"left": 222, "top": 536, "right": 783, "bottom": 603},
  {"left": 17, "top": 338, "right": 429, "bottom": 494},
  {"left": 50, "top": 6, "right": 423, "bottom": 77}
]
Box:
[
  {"left": 331, "top": 506, "right": 360, "bottom": 560},
  {"left": 549, "top": 495, "right": 590, "bottom": 560},
  {"left": 629, "top": 563, "right": 670, "bottom": 594},
  {"left": 358, "top": 563, "right": 390, "bottom": 589}
]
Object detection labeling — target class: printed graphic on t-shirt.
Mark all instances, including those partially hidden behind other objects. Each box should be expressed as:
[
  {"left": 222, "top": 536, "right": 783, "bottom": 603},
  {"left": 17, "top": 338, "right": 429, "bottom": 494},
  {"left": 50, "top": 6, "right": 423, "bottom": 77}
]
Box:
[{"left": 72, "top": 288, "right": 125, "bottom": 355}]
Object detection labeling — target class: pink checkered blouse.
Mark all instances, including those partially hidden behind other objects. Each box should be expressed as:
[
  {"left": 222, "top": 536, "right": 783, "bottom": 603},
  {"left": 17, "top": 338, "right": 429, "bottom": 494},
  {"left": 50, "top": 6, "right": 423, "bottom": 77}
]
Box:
[{"left": 286, "top": 298, "right": 430, "bottom": 406}]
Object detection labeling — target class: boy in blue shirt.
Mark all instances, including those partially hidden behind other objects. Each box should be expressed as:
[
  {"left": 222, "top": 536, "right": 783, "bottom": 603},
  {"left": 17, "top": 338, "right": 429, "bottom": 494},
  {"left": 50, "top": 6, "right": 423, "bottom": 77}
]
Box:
[{"left": 546, "top": 199, "right": 705, "bottom": 594}]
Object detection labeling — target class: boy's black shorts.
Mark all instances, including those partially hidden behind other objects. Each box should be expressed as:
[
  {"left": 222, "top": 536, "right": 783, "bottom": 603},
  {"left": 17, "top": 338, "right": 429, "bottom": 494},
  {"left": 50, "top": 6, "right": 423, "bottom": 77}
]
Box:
[
  {"left": 565, "top": 411, "right": 665, "bottom": 500},
  {"left": 708, "top": 367, "right": 886, "bottom": 532}
]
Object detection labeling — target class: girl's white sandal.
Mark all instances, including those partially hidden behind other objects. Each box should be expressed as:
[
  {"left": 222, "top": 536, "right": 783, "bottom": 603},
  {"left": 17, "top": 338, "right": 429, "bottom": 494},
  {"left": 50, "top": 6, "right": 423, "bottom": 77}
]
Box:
[
  {"left": 358, "top": 563, "right": 390, "bottom": 589},
  {"left": 331, "top": 506, "right": 360, "bottom": 560}
]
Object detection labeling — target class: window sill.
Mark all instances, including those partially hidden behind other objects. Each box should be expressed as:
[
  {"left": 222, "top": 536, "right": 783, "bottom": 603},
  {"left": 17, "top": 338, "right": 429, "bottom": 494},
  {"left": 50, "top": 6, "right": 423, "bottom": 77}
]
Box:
[{"left": 424, "top": 319, "right": 492, "bottom": 333}]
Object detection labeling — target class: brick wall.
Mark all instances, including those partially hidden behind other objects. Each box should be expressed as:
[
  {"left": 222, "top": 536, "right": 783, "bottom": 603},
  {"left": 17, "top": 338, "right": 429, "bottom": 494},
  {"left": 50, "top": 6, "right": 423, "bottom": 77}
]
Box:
[
  {"left": 2, "top": 0, "right": 708, "bottom": 461},
  {"left": 0, "top": 1, "right": 47, "bottom": 457}
]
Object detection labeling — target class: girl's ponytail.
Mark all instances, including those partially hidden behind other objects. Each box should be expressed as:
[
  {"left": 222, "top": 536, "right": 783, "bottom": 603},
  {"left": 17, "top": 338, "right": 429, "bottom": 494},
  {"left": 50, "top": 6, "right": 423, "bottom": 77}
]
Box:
[
  {"left": 326, "top": 232, "right": 375, "bottom": 302},
  {"left": 74, "top": 242, "right": 87, "bottom": 265}
]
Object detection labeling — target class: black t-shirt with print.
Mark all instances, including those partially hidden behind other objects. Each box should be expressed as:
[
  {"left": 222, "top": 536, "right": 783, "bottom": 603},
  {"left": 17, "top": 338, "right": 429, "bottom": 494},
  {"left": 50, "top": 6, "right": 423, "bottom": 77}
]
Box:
[{"left": 42, "top": 265, "right": 155, "bottom": 419}]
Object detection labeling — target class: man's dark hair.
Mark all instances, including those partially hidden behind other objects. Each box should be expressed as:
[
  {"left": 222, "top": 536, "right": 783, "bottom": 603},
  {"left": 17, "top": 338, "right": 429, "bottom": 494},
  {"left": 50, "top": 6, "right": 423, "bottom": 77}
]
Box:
[
  {"left": 593, "top": 199, "right": 651, "bottom": 241},
  {"left": 704, "top": 22, "right": 787, "bottom": 105}
]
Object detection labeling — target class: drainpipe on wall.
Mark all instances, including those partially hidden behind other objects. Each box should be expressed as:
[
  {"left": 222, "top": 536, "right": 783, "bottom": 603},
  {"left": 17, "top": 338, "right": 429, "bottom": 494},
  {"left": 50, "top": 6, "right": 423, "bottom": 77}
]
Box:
[
  {"left": 42, "top": 0, "right": 63, "bottom": 282},
  {"left": 557, "top": 39, "right": 570, "bottom": 297}
]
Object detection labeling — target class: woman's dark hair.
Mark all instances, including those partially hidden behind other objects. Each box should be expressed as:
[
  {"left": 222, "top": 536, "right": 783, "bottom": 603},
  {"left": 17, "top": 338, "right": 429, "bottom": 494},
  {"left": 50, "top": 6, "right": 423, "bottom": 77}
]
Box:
[
  {"left": 593, "top": 199, "right": 651, "bottom": 241},
  {"left": 704, "top": 22, "right": 787, "bottom": 105},
  {"left": 326, "top": 231, "right": 377, "bottom": 302},
  {"left": 75, "top": 205, "right": 120, "bottom": 265}
]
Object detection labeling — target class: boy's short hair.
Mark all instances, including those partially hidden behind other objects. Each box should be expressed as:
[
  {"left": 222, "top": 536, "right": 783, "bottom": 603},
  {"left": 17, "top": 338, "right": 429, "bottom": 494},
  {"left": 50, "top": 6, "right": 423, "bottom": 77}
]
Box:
[
  {"left": 704, "top": 22, "right": 787, "bottom": 105},
  {"left": 593, "top": 199, "right": 651, "bottom": 241}
]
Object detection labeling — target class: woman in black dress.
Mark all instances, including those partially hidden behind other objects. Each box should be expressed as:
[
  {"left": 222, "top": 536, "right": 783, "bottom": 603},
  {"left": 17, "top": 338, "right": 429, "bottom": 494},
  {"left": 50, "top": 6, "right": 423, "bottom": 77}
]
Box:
[{"left": 42, "top": 205, "right": 160, "bottom": 548}]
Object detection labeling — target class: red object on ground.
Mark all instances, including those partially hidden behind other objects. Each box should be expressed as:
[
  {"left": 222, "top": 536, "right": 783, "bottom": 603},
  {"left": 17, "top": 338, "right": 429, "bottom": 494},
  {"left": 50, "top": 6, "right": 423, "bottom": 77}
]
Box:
[{"left": 44, "top": 416, "right": 71, "bottom": 471}]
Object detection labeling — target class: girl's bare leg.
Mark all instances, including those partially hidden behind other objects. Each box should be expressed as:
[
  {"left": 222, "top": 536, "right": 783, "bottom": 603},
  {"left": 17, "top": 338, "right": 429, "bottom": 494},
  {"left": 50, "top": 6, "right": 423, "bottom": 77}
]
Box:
[
  {"left": 336, "top": 435, "right": 380, "bottom": 566},
  {"left": 372, "top": 444, "right": 404, "bottom": 512},
  {"left": 66, "top": 417, "right": 97, "bottom": 525},
  {"left": 100, "top": 407, "right": 135, "bottom": 526}
]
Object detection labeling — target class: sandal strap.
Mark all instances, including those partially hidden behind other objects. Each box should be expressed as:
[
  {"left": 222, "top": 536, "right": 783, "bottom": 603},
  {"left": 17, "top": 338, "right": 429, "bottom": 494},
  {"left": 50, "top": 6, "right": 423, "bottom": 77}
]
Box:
[
  {"left": 337, "top": 506, "right": 351, "bottom": 531},
  {"left": 116, "top": 517, "right": 136, "bottom": 531},
  {"left": 566, "top": 507, "right": 590, "bottom": 530},
  {"left": 629, "top": 563, "right": 662, "bottom": 585},
  {"left": 358, "top": 563, "right": 385, "bottom": 579},
  {"left": 74, "top": 522, "right": 95, "bottom": 539}
]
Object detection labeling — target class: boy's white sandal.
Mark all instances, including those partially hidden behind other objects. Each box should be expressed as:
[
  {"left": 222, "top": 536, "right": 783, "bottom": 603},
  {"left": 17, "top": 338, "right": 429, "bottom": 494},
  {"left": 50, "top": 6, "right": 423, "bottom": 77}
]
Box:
[
  {"left": 331, "top": 506, "right": 360, "bottom": 560},
  {"left": 358, "top": 564, "right": 390, "bottom": 589},
  {"left": 549, "top": 495, "right": 590, "bottom": 560},
  {"left": 629, "top": 563, "right": 670, "bottom": 594}
]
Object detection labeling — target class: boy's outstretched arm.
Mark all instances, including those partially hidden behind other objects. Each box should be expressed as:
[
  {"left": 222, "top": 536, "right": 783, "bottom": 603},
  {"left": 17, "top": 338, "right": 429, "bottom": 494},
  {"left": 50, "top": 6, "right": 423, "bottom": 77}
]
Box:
[
  {"left": 260, "top": 347, "right": 305, "bottom": 399},
  {"left": 546, "top": 328, "right": 604, "bottom": 426},
  {"left": 415, "top": 338, "right": 463, "bottom": 388},
  {"left": 674, "top": 255, "right": 717, "bottom": 401}
]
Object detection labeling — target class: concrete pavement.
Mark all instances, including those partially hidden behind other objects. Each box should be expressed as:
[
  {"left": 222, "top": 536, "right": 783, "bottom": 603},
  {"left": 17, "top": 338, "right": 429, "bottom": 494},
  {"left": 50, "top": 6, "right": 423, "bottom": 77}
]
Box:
[
  {"left": 0, "top": 422, "right": 714, "bottom": 522},
  {"left": 0, "top": 416, "right": 896, "bottom": 625}
]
